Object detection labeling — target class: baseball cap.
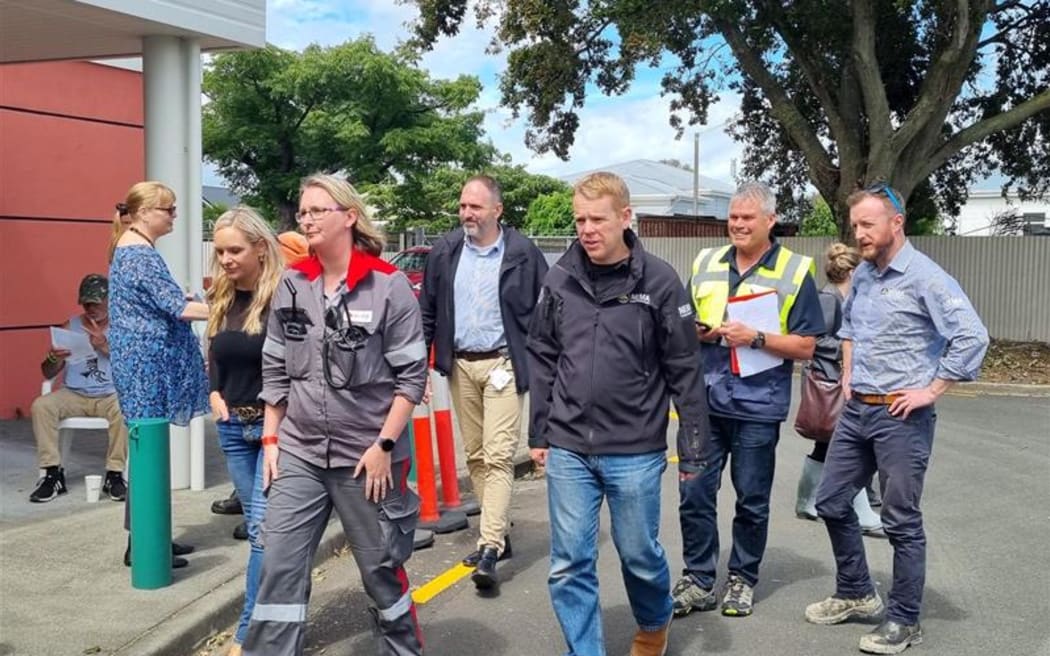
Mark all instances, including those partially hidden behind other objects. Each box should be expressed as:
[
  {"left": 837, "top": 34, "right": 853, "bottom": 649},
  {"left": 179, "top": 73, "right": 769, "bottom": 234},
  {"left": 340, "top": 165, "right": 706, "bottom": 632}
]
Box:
[{"left": 78, "top": 274, "right": 109, "bottom": 304}]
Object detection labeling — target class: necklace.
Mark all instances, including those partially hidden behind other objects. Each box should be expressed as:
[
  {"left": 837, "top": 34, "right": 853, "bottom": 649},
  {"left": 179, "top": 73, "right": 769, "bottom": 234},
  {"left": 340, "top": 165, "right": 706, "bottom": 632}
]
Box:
[{"left": 128, "top": 226, "right": 155, "bottom": 248}]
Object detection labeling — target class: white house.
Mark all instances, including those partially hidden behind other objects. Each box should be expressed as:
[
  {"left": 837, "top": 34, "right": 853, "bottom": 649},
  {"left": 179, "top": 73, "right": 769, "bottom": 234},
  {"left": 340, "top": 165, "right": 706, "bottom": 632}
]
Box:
[{"left": 955, "top": 181, "right": 1049, "bottom": 236}]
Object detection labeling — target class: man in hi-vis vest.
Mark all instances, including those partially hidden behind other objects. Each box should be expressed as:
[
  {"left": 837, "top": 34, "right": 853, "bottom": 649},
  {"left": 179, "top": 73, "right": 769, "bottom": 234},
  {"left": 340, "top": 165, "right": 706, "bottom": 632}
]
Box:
[{"left": 673, "top": 181, "right": 825, "bottom": 619}]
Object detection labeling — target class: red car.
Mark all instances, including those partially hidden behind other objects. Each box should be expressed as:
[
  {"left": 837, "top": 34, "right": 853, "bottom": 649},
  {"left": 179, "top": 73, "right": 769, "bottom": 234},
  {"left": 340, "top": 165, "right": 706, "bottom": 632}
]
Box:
[{"left": 389, "top": 246, "right": 431, "bottom": 296}]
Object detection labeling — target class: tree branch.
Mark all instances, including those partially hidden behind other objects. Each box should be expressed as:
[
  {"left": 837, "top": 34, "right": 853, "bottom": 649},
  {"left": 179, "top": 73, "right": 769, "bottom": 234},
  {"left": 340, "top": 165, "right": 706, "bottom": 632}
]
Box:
[
  {"left": 849, "top": 0, "right": 893, "bottom": 167},
  {"left": 889, "top": 0, "right": 991, "bottom": 160},
  {"left": 761, "top": 2, "right": 856, "bottom": 158},
  {"left": 713, "top": 17, "right": 838, "bottom": 191},
  {"left": 915, "top": 88, "right": 1050, "bottom": 181}
]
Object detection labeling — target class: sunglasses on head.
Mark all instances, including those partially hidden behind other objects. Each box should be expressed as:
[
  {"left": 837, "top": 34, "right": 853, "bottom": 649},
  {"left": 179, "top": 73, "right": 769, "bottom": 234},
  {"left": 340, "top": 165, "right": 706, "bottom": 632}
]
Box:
[
  {"left": 865, "top": 183, "right": 904, "bottom": 215},
  {"left": 115, "top": 202, "right": 129, "bottom": 216}
]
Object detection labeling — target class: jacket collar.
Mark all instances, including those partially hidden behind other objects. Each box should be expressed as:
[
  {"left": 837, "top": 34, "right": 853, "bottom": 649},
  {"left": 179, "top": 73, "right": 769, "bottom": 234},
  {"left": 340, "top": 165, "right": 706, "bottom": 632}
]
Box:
[
  {"left": 563, "top": 229, "right": 646, "bottom": 300},
  {"left": 291, "top": 248, "right": 396, "bottom": 292}
]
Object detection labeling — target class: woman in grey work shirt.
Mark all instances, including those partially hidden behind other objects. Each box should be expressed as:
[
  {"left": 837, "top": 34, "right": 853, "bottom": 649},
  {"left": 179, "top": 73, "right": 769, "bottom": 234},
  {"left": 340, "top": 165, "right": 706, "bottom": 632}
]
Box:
[{"left": 243, "top": 174, "right": 428, "bottom": 656}]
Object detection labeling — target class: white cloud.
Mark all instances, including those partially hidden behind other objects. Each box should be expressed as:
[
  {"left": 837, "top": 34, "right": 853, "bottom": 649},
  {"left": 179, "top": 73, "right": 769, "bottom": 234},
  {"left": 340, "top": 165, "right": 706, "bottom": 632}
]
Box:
[{"left": 252, "top": 0, "right": 745, "bottom": 186}]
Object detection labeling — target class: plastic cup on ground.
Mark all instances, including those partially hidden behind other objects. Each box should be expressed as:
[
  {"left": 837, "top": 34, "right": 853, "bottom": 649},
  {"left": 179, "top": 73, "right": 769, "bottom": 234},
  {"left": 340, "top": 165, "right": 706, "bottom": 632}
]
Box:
[{"left": 85, "top": 475, "right": 102, "bottom": 503}]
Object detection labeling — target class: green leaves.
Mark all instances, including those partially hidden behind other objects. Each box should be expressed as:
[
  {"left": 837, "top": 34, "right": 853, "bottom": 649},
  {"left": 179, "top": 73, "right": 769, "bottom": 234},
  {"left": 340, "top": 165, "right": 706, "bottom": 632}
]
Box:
[{"left": 202, "top": 38, "right": 493, "bottom": 230}]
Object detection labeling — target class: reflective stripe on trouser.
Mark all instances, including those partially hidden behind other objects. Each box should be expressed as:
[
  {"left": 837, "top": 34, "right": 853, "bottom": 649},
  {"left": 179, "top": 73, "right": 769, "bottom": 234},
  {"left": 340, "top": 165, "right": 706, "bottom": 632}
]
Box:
[
  {"left": 449, "top": 356, "right": 523, "bottom": 554},
  {"left": 243, "top": 451, "right": 423, "bottom": 656}
]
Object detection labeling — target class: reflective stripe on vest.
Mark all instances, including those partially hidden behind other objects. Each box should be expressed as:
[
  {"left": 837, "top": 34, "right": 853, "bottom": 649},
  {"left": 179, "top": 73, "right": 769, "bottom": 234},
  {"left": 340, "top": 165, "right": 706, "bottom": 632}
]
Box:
[{"left": 691, "top": 244, "right": 814, "bottom": 334}]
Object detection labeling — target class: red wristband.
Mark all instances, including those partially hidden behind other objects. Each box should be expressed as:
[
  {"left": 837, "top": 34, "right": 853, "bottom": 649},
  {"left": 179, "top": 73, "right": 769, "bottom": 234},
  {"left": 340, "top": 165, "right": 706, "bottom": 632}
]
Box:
[{"left": 261, "top": 435, "right": 279, "bottom": 446}]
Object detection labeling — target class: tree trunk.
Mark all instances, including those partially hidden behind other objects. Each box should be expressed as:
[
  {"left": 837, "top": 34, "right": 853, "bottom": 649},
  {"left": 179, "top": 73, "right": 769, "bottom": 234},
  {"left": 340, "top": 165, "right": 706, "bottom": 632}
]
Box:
[{"left": 277, "top": 202, "right": 296, "bottom": 232}]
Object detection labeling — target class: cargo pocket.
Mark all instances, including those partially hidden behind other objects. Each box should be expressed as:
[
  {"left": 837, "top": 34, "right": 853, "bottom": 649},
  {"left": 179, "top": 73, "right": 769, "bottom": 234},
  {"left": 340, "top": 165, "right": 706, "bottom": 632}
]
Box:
[{"left": 379, "top": 489, "right": 420, "bottom": 567}]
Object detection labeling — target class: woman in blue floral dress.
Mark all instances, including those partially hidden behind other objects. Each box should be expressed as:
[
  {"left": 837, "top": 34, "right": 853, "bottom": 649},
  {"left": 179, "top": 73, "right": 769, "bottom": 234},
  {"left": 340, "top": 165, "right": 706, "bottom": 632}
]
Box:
[{"left": 109, "top": 180, "right": 210, "bottom": 568}]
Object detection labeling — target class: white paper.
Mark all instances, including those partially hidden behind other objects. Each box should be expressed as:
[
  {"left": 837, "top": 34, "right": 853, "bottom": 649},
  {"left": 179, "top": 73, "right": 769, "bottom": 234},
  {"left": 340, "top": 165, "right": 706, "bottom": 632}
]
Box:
[
  {"left": 489, "top": 366, "right": 512, "bottom": 391},
  {"left": 726, "top": 291, "right": 784, "bottom": 377},
  {"left": 50, "top": 327, "right": 95, "bottom": 364}
]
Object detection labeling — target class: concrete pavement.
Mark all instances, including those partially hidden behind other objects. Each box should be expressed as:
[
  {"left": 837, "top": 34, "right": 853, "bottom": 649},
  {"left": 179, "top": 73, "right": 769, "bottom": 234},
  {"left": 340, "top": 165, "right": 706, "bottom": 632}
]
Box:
[
  {"left": 1, "top": 386, "right": 1046, "bottom": 655},
  {"left": 193, "top": 389, "right": 1049, "bottom": 656}
]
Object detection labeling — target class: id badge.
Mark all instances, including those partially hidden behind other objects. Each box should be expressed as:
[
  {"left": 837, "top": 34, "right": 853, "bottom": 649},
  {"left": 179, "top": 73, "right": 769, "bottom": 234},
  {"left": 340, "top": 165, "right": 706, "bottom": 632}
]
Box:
[{"left": 489, "top": 366, "right": 512, "bottom": 392}]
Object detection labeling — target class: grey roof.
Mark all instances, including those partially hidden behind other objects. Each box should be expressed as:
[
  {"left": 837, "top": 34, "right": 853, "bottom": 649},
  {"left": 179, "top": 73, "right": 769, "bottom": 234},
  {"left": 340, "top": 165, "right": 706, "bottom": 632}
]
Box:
[
  {"left": 203, "top": 185, "right": 242, "bottom": 208},
  {"left": 558, "top": 159, "right": 735, "bottom": 196}
]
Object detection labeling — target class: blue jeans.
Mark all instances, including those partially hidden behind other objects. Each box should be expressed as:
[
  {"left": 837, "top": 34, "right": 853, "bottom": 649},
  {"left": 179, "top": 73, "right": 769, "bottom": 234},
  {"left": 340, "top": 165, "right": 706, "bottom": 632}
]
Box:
[
  {"left": 546, "top": 447, "right": 672, "bottom": 656},
  {"left": 816, "top": 399, "right": 935, "bottom": 624},
  {"left": 678, "top": 415, "right": 780, "bottom": 589},
  {"left": 217, "top": 416, "right": 266, "bottom": 645}
]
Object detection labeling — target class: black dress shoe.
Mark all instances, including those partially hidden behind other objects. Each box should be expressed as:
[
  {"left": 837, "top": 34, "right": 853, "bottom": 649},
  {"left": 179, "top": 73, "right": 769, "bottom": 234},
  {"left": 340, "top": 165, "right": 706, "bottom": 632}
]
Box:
[
  {"left": 233, "top": 521, "right": 248, "bottom": 540},
  {"left": 211, "top": 490, "right": 243, "bottom": 515},
  {"left": 471, "top": 546, "right": 500, "bottom": 589},
  {"left": 124, "top": 543, "right": 190, "bottom": 569},
  {"left": 462, "top": 535, "right": 512, "bottom": 567},
  {"left": 171, "top": 541, "right": 195, "bottom": 556},
  {"left": 859, "top": 620, "right": 923, "bottom": 654}
]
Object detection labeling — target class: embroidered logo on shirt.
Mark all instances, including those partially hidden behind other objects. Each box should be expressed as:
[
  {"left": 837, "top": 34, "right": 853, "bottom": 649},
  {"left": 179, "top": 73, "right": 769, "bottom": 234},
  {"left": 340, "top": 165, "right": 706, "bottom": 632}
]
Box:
[{"left": 879, "top": 287, "right": 907, "bottom": 300}]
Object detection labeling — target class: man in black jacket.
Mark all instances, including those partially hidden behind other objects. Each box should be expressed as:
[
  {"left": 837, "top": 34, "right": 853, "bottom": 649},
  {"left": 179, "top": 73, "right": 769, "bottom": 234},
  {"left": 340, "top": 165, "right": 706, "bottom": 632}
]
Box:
[
  {"left": 419, "top": 175, "right": 548, "bottom": 590},
  {"left": 527, "top": 172, "right": 710, "bottom": 656}
]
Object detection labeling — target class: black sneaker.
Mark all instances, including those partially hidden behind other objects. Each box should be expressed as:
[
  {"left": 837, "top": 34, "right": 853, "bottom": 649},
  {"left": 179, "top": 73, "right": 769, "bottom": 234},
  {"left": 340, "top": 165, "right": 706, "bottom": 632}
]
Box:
[
  {"left": 29, "top": 466, "right": 67, "bottom": 503},
  {"left": 103, "top": 471, "right": 127, "bottom": 501}
]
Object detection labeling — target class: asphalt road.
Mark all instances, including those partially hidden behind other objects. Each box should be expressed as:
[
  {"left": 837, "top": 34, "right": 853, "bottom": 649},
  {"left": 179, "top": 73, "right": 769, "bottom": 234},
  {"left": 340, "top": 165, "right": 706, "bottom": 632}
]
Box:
[{"left": 198, "top": 392, "right": 1050, "bottom": 656}]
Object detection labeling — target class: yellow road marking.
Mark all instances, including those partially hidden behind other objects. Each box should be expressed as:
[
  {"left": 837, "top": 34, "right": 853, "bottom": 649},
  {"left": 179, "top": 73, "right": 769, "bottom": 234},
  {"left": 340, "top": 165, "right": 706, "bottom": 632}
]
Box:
[
  {"left": 412, "top": 563, "right": 474, "bottom": 605},
  {"left": 412, "top": 450, "right": 682, "bottom": 606}
]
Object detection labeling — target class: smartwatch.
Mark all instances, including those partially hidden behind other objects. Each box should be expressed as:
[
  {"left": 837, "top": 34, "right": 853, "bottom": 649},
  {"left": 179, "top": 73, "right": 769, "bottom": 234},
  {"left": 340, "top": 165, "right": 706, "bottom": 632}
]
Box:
[
  {"left": 750, "top": 331, "right": 766, "bottom": 350},
  {"left": 377, "top": 437, "right": 396, "bottom": 452}
]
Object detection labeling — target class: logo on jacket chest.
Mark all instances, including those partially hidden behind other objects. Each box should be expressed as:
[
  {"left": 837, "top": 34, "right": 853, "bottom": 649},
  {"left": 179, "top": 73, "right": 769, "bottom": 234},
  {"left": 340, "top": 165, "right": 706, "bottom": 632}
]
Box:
[{"left": 617, "top": 292, "right": 651, "bottom": 306}]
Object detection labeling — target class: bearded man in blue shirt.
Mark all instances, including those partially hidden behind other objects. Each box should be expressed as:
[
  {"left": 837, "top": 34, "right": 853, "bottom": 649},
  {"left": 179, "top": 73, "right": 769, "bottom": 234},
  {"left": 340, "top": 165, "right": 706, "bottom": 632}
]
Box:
[{"left": 804, "top": 184, "right": 989, "bottom": 655}]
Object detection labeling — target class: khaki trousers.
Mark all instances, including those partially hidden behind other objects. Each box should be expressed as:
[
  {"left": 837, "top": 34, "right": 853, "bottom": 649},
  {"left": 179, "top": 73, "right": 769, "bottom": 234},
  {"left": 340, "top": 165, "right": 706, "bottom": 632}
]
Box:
[
  {"left": 31, "top": 388, "right": 128, "bottom": 471},
  {"left": 448, "top": 356, "right": 522, "bottom": 554}
]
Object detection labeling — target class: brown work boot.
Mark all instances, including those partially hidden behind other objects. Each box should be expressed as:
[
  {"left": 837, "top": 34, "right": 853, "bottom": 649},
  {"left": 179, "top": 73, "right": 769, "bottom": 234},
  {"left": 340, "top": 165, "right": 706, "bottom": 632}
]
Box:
[{"left": 629, "top": 621, "right": 670, "bottom": 656}]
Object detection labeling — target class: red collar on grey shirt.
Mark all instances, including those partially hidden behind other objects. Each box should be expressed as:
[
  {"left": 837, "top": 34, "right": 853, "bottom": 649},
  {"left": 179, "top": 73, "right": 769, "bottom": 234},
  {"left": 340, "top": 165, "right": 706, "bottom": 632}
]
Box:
[{"left": 291, "top": 249, "right": 396, "bottom": 292}]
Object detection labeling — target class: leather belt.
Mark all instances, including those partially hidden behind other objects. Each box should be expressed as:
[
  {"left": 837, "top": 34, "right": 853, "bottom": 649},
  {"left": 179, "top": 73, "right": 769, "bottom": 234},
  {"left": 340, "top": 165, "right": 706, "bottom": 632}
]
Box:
[
  {"left": 454, "top": 349, "right": 504, "bottom": 362},
  {"left": 230, "top": 406, "right": 264, "bottom": 423},
  {"left": 852, "top": 393, "right": 901, "bottom": 406}
]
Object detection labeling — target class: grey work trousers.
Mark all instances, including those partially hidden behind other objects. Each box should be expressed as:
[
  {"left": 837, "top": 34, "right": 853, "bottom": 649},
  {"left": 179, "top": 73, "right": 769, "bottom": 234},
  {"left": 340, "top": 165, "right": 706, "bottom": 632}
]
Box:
[{"left": 243, "top": 451, "right": 423, "bottom": 656}]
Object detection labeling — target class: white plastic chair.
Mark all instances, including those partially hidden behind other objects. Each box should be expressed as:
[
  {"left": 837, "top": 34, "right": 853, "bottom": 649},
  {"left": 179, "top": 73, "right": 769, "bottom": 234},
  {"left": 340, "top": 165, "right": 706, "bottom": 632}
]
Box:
[{"left": 39, "top": 378, "right": 111, "bottom": 477}]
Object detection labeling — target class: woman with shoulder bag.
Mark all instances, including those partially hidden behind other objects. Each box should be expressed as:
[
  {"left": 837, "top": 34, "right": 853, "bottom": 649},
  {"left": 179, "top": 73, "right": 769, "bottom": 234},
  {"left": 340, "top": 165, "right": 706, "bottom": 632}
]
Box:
[{"left": 794, "top": 243, "right": 883, "bottom": 536}]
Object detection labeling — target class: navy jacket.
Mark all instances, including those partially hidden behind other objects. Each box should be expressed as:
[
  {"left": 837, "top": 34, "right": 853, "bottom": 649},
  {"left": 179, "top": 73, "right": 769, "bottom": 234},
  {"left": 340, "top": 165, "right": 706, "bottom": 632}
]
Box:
[{"left": 420, "top": 226, "right": 548, "bottom": 394}]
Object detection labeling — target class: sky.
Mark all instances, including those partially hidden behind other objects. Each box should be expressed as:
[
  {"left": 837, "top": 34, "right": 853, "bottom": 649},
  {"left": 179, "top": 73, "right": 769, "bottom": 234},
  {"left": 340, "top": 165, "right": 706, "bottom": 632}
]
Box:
[{"left": 207, "top": 0, "right": 745, "bottom": 187}]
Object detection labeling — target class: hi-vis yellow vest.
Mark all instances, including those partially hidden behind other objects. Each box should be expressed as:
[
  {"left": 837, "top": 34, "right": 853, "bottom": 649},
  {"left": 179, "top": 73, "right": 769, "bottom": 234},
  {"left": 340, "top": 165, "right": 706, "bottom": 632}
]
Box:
[{"left": 691, "top": 245, "right": 814, "bottom": 333}]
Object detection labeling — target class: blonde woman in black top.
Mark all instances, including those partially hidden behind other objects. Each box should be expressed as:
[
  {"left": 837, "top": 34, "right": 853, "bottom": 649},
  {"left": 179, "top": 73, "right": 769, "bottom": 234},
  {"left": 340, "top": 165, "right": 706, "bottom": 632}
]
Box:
[{"left": 206, "top": 207, "right": 282, "bottom": 656}]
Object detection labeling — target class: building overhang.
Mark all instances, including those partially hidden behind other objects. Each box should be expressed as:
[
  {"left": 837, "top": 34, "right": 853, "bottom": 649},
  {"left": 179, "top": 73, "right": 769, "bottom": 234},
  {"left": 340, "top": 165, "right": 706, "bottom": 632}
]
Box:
[{"left": 0, "top": 0, "right": 265, "bottom": 63}]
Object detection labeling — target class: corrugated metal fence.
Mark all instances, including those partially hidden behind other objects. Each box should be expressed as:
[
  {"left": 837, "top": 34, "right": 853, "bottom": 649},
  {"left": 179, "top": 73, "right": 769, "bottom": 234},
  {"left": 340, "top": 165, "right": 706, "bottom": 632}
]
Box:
[
  {"left": 220, "top": 236, "right": 1050, "bottom": 342},
  {"left": 642, "top": 236, "right": 1050, "bottom": 343}
]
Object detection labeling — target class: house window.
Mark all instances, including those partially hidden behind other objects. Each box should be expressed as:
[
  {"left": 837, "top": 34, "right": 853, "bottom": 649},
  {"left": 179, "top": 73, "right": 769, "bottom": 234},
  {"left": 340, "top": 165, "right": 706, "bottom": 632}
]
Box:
[{"left": 1022, "top": 213, "right": 1047, "bottom": 236}]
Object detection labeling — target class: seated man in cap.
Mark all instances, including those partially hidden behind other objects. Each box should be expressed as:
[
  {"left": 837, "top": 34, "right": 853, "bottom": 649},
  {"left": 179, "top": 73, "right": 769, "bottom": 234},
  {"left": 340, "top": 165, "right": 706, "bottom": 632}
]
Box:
[{"left": 30, "top": 273, "right": 128, "bottom": 503}]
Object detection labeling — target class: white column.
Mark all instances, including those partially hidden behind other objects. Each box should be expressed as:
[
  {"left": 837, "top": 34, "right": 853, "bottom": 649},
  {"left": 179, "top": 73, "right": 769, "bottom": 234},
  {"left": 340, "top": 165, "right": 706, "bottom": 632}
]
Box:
[
  {"left": 144, "top": 35, "right": 191, "bottom": 490},
  {"left": 184, "top": 38, "right": 206, "bottom": 492}
]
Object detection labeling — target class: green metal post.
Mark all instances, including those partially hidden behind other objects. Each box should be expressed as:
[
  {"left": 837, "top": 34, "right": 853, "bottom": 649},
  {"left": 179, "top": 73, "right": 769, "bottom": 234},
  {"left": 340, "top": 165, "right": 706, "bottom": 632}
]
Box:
[{"left": 128, "top": 418, "right": 172, "bottom": 589}]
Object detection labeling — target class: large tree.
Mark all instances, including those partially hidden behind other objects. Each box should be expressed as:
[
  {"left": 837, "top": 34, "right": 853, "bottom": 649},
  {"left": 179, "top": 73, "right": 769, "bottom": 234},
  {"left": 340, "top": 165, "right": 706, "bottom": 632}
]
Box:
[
  {"left": 410, "top": 1, "right": 1049, "bottom": 238},
  {"left": 203, "top": 38, "right": 494, "bottom": 230}
]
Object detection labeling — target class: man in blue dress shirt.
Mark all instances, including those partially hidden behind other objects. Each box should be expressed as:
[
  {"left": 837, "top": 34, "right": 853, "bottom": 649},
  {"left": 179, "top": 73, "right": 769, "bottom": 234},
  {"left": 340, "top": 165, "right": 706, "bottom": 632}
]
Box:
[
  {"left": 420, "top": 175, "right": 549, "bottom": 590},
  {"left": 804, "top": 184, "right": 989, "bottom": 655}
]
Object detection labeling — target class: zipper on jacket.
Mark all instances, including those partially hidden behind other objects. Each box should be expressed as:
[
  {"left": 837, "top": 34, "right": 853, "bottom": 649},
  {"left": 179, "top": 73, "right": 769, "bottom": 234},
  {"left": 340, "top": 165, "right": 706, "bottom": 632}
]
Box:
[{"left": 586, "top": 306, "right": 600, "bottom": 452}]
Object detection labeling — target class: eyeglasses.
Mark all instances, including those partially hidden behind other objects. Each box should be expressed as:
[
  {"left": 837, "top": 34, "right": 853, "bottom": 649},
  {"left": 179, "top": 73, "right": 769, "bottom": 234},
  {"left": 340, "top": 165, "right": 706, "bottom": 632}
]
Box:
[
  {"left": 865, "top": 183, "right": 904, "bottom": 215},
  {"left": 151, "top": 206, "right": 177, "bottom": 216},
  {"left": 296, "top": 206, "right": 345, "bottom": 224}
]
